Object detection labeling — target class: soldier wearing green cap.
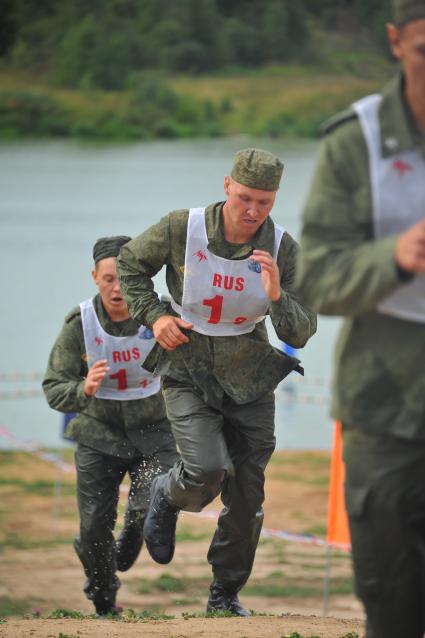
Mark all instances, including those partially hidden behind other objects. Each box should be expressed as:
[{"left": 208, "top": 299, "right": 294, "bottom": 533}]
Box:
[
  {"left": 296, "top": 2, "right": 425, "bottom": 637},
  {"left": 42, "top": 236, "right": 178, "bottom": 617},
  {"left": 116, "top": 148, "right": 317, "bottom": 615}
]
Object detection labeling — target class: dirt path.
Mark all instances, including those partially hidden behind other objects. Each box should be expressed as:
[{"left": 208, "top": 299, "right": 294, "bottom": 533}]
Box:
[
  {"left": 0, "top": 449, "right": 364, "bottom": 637},
  {"left": 1, "top": 614, "right": 364, "bottom": 638}
]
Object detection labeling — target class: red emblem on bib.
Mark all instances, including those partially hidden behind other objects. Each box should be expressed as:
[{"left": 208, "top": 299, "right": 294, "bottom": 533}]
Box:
[
  {"left": 193, "top": 250, "right": 207, "bottom": 262},
  {"left": 392, "top": 159, "right": 412, "bottom": 176}
]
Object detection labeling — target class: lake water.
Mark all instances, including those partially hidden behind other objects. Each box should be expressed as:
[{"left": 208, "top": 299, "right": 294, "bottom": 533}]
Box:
[{"left": 0, "top": 137, "right": 340, "bottom": 452}]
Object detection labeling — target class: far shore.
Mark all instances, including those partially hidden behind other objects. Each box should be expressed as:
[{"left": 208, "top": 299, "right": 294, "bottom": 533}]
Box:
[{"left": 0, "top": 62, "right": 395, "bottom": 142}]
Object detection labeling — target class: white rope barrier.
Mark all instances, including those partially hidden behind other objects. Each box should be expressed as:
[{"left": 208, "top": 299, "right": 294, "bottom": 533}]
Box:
[{"left": 0, "top": 425, "right": 74, "bottom": 472}]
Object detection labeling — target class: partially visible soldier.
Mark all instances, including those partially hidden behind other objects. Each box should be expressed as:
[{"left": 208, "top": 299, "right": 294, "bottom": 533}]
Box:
[
  {"left": 43, "top": 236, "right": 178, "bottom": 617},
  {"left": 117, "top": 148, "right": 317, "bottom": 615},
  {"left": 296, "top": 2, "right": 425, "bottom": 637}
]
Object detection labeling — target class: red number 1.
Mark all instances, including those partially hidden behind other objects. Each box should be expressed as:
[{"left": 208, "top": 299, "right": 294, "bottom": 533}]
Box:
[
  {"left": 203, "top": 294, "right": 223, "bottom": 323},
  {"left": 109, "top": 368, "right": 127, "bottom": 390}
]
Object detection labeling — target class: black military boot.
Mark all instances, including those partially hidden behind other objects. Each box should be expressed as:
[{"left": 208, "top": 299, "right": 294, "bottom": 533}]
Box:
[
  {"left": 143, "top": 473, "right": 179, "bottom": 564},
  {"left": 207, "top": 580, "right": 251, "bottom": 616},
  {"left": 116, "top": 512, "right": 145, "bottom": 572},
  {"left": 92, "top": 591, "right": 122, "bottom": 618}
]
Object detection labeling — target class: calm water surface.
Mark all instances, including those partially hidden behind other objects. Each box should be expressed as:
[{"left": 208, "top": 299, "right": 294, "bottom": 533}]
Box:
[{"left": 0, "top": 137, "right": 340, "bottom": 451}]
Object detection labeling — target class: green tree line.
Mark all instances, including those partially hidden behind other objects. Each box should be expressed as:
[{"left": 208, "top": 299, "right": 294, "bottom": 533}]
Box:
[{"left": 1, "top": 0, "right": 391, "bottom": 90}]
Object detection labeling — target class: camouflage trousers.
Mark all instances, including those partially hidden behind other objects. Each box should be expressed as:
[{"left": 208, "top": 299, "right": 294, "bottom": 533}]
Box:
[
  {"left": 343, "top": 427, "right": 425, "bottom": 638},
  {"left": 161, "top": 379, "right": 276, "bottom": 592},
  {"left": 74, "top": 442, "right": 178, "bottom": 608}
]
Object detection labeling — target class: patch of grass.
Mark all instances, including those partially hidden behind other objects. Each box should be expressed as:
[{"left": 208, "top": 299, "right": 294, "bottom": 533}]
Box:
[
  {"left": 266, "top": 469, "right": 329, "bottom": 487},
  {"left": 133, "top": 574, "right": 210, "bottom": 596},
  {"left": 57, "top": 509, "right": 79, "bottom": 519},
  {"left": 182, "top": 610, "right": 234, "bottom": 618},
  {"left": 306, "top": 476, "right": 330, "bottom": 487},
  {"left": 0, "top": 597, "right": 30, "bottom": 617},
  {"left": 288, "top": 561, "right": 327, "bottom": 572},
  {"left": 120, "top": 609, "right": 175, "bottom": 621},
  {"left": 267, "top": 540, "right": 287, "bottom": 564},
  {"left": 135, "top": 579, "right": 155, "bottom": 594},
  {"left": 175, "top": 526, "right": 210, "bottom": 542},
  {"left": 58, "top": 633, "right": 79, "bottom": 638},
  {"left": 0, "top": 449, "right": 74, "bottom": 466},
  {"left": 0, "top": 534, "right": 75, "bottom": 551},
  {"left": 241, "top": 566, "right": 355, "bottom": 599},
  {"left": 48, "top": 609, "right": 86, "bottom": 619},
  {"left": 330, "top": 550, "right": 352, "bottom": 561},
  {"left": 280, "top": 548, "right": 325, "bottom": 561},
  {"left": 155, "top": 574, "right": 185, "bottom": 593},
  {"left": 270, "top": 452, "right": 330, "bottom": 467},
  {"left": 0, "top": 477, "right": 75, "bottom": 496},
  {"left": 135, "top": 574, "right": 188, "bottom": 594},
  {"left": 300, "top": 524, "right": 327, "bottom": 537},
  {"left": 0, "top": 452, "right": 20, "bottom": 465},
  {"left": 172, "top": 597, "right": 201, "bottom": 606},
  {"left": 329, "top": 577, "right": 355, "bottom": 595},
  {"left": 245, "top": 583, "right": 318, "bottom": 597},
  {"left": 289, "top": 513, "right": 328, "bottom": 537}
]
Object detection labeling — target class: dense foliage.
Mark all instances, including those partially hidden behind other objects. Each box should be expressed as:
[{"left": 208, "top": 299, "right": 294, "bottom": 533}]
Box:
[{"left": 2, "top": 0, "right": 392, "bottom": 90}]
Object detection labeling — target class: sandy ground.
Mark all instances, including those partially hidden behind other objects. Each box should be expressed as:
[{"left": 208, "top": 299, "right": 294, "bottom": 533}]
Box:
[
  {"left": 0, "top": 449, "right": 364, "bottom": 637},
  {"left": 1, "top": 615, "right": 364, "bottom": 638}
]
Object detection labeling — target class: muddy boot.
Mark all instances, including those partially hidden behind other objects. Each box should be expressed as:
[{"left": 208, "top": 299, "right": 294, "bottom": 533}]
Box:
[
  {"left": 116, "top": 512, "right": 145, "bottom": 572},
  {"left": 93, "top": 593, "right": 121, "bottom": 618},
  {"left": 143, "top": 474, "right": 179, "bottom": 564},
  {"left": 207, "top": 580, "right": 251, "bottom": 617},
  {"left": 74, "top": 536, "right": 121, "bottom": 614}
]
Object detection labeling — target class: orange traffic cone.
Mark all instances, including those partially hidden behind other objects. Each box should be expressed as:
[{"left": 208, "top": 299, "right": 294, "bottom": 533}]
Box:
[
  {"left": 326, "top": 421, "right": 351, "bottom": 549},
  {"left": 323, "top": 422, "right": 351, "bottom": 616}
]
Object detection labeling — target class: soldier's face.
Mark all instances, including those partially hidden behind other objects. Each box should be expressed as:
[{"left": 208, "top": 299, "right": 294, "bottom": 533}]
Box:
[
  {"left": 387, "top": 19, "right": 425, "bottom": 121},
  {"left": 222, "top": 176, "right": 276, "bottom": 242},
  {"left": 91, "top": 257, "right": 129, "bottom": 320}
]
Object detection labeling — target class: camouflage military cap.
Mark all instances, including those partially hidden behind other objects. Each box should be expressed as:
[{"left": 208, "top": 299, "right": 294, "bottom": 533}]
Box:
[
  {"left": 93, "top": 235, "right": 132, "bottom": 263},
  {"left": 230, "top": 148, "right": 284, "bottom": 192},
  {"left": 393, "top": 0, "right": 425, "bottom": 25}
]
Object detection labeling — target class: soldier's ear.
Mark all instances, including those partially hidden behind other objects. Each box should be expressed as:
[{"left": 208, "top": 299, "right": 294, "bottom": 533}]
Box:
[
  {"left": 386, "top": 22, "right": 403, "bottom": 61},
  {"left": 91, "top": 268, "right": 98, "bottom": 285},
  {"left": 224, "top": 175, "right": 231, "bottom": 196}
]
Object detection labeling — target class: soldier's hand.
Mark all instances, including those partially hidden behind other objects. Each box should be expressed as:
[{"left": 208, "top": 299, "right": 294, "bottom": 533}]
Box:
[
  {"left": 252, "top": 249, "right": 281, "bottom": 302},
  {"left": 84, "top": 359, "right": 110, "bottom": 396},
  {"left": 153, "top": 315, "right": 193, "bottom": 351},
  {"left": 395, "top": 218, "right": 425, "bottom": 273}
]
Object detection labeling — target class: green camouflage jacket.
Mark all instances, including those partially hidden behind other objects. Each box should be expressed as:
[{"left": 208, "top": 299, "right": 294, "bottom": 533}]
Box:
[
  {"left": 116, "top": 202, "right": 317, "bottom": 406},
  {"left": 42, "top": 295, "right": 174, "bottom": 458},
  {"left": 296, "top": 73, "right": 425, "bottom": 439}
]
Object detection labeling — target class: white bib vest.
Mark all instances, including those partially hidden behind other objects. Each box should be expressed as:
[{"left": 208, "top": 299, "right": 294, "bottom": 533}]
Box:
[
  {"left": 353, "top": 94, "right": 425, "bottom": 323},
  {"left": 80, "top": 298, "right": 160, "bottom": 400},
  {"left": 171, "top": 207, "right": 284, "bottom": 336}
]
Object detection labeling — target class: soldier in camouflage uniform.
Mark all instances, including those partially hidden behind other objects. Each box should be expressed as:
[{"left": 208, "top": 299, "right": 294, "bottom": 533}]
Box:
[
  {"left": 43, "top": 236, "right": 178, "bottom": 616},
  {"left": 116, "top": 148, "right": 317, "bottom": 615},
  {"left": 296, "top": 2, "right": 425, "bottom": 637}
]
